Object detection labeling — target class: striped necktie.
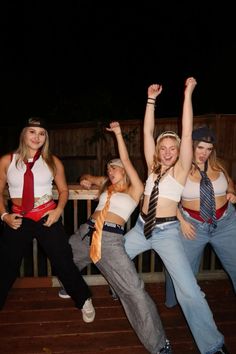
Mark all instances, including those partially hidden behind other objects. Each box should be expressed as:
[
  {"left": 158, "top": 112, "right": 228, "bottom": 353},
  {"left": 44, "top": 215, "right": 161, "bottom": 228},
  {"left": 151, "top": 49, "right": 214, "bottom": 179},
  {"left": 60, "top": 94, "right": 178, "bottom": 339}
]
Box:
[
  {"left": 196, "top": 162, "right": 217, "bottom": 228},
  {"left": 144, "top": 167, "right": 171, "bottom": 239}
]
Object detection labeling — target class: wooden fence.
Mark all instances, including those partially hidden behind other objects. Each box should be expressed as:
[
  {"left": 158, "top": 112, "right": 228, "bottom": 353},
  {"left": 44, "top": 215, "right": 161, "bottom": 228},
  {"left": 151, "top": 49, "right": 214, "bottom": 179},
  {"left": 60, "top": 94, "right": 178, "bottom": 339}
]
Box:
[
  {"left": 12, "top": 185, "right": 229, "bottom": 289},
  {"left": 0, "top": 114, "right": 235, "bottom": 183},
  {"left": 0, "top": 114, "right": 235, "bottom": 288},
  {"left": 47, "top": 114, "right": 236, "bottom": 183}
]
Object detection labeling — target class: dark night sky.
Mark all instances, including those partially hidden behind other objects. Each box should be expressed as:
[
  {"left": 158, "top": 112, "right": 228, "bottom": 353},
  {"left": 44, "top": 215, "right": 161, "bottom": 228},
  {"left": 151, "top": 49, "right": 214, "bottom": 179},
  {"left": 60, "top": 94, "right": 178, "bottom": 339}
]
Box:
[{"left": 1, "top": 2, "right": 236, "bottom": 126}]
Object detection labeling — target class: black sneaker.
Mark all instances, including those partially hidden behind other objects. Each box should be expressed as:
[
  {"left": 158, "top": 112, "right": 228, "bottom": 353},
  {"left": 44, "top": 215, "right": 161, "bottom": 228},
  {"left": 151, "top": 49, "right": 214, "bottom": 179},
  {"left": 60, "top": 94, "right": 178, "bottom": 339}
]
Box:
[
  {"left": 214, "top": 344, "right": 230, "bottom": 353},
  {"left": 160, "top": 339, "right": 172, "bottom": 354}
]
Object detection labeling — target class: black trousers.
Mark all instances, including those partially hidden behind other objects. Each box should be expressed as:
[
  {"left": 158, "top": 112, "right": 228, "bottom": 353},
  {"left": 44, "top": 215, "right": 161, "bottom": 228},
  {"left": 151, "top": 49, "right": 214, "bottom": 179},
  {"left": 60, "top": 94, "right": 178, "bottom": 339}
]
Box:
[{"left": 0, "top": 217, "right": 91, "bottom": 309}]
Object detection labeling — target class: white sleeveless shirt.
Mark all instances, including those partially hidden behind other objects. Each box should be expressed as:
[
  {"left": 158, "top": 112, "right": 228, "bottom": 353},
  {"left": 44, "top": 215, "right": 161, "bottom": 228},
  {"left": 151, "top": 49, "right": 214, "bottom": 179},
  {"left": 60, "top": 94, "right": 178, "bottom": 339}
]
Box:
[
  {"left": 7, "top": 154, "right": 54, "bottom": 198},
  {"left": 95, "top": 191, "right": 137, "bottom": 222},
  {"left": 182, "top": 172, "right": 227, "bottom": 201},
  {"left": 144, "top": 172, "right": 184, "bottom": 202}
]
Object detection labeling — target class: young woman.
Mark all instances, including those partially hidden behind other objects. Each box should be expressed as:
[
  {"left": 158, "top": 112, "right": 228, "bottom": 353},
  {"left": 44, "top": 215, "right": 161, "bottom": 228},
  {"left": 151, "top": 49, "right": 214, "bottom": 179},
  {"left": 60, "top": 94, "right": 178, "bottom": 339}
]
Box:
[
  {"left": 124, "top": 79, "right": 230, "bottom": 353},
  {"left": 59, "top": 121, "right": 173, "bottom": 354},
  {"left": 0, "top": 117, "right": 95, "bottom": 323},
  {"left": 165, "top": 126, "right": 236, "bottom": 313}
]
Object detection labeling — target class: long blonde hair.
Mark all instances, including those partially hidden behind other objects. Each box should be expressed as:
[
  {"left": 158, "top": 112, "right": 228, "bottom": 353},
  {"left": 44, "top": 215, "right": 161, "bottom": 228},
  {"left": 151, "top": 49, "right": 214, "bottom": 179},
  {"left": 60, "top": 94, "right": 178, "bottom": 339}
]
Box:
[{"left": 152, "top": 133, "right": 180, "bottom": 174}]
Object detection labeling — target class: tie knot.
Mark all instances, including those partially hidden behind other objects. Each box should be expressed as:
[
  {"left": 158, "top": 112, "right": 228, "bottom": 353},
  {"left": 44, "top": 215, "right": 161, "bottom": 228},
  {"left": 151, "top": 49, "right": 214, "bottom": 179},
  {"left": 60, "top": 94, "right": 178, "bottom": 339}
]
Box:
[
  {"left": 200, "top": 171, "right": 210, "bottom": 183},
  {"left": 155, "top": 173, "right": 162, "bottom": 184},
  {"left": 200, "top": 170, "right": 207, "bottom": 177}
]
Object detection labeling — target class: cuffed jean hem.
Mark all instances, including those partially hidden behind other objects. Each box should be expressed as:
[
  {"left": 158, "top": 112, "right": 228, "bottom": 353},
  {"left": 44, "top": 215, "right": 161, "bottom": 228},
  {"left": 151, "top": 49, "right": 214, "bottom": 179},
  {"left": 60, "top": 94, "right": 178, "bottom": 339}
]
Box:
[
  {"left": 124, "top": 214, "right": 225, "bottom": 354},
  {"left": 205, "top": 340, "right": 224, "bottom": 354}
]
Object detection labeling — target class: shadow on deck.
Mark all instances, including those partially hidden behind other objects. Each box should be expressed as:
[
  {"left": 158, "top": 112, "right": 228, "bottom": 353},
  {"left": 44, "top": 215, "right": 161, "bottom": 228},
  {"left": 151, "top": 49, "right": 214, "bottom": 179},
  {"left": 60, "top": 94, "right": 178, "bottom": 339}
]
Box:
[{"left": 0, "top": 279, "right": 235, "bottom": 354}]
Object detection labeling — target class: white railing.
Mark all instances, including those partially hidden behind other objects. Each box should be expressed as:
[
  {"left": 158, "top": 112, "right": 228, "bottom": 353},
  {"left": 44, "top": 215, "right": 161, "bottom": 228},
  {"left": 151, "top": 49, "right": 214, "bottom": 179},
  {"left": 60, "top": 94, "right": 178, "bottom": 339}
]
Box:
[{"left": 5, "top": 185, "right": 227, "bottom": 287}]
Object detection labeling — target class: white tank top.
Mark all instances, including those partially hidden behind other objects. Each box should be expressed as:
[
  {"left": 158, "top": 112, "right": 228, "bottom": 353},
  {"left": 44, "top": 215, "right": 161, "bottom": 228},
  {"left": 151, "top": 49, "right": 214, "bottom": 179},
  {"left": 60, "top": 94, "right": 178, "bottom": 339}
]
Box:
[
  {"left": 7, "top": 154, "right": 54, "bottom": 198},
  {"left": 182, "top": 172, "right": 227, "bottom": 201},
  {"left": 95, "top": 191, "right": 137, "bottom": 222},
  {"left": 144, "top": 172, "right": 184, "bottom": 202}
]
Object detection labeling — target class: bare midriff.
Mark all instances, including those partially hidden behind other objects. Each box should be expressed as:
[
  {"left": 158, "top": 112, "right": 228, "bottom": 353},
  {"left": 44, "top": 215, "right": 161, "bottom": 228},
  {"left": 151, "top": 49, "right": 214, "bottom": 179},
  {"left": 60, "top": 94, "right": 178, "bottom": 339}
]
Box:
[
  {"left": 92, "top": 211, "right": 125, "bottom": 226},
  {"left": 182, "top": 195, "right": 227, "bottom": 211},
  {"left": 142, "top": 196, "right": 178, "bottom": 218}
]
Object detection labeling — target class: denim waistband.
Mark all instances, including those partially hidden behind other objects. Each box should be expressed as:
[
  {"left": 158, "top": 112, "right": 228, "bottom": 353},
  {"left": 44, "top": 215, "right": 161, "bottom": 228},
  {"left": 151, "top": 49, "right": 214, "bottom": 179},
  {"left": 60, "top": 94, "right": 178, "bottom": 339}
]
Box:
[{"left": 140, "top": 211, "right": 178, "bottom": 224}]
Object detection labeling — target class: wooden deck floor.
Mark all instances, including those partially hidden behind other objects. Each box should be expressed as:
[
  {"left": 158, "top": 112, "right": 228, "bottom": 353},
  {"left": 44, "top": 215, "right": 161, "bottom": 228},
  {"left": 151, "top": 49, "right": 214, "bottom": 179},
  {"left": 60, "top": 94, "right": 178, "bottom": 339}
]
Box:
[{"left": 0, "top": 279, "right": 235, "bottom": 354}]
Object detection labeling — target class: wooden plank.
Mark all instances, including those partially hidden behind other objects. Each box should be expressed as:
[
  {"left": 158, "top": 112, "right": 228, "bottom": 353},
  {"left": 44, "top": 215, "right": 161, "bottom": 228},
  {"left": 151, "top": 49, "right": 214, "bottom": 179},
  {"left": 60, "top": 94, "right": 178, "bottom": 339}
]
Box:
[{"left": 0, "top": 280, "right": 235, "bottom": 354}]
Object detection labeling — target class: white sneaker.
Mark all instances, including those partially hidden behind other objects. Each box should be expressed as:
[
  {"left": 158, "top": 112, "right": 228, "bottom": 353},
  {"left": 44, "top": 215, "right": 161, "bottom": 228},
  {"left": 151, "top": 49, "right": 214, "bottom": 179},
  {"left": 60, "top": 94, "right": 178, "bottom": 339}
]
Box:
[
  {"left": 81, "top": 298, "right": 95, "bottom": 323},
  {"left": 58, "top": 288, "right": 71, "bottom": 299}
]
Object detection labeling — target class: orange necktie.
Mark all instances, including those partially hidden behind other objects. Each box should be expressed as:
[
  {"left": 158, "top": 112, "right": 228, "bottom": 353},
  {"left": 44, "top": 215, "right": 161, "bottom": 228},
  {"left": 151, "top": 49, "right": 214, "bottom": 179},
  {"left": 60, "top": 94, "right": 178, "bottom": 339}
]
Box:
[{"left": 90, "top": 184, "right": 125, "bottom": 264}]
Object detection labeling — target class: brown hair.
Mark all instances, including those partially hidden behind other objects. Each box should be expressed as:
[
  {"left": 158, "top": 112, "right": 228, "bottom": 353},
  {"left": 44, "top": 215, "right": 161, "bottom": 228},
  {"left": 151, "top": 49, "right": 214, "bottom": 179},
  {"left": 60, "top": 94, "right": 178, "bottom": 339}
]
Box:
[{"left": 191, "top": 140, "right": 230, "bottom": 181}]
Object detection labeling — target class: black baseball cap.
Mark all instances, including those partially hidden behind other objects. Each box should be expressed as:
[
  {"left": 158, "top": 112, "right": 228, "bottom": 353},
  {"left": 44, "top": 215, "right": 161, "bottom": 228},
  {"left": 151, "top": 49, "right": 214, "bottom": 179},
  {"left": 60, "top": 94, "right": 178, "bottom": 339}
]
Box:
[
  {"left": 192, "top": 126, "right": 216, "bottom": 143},
  {"left": 25, "top": 117, "right": 48, "bottom": 131}
]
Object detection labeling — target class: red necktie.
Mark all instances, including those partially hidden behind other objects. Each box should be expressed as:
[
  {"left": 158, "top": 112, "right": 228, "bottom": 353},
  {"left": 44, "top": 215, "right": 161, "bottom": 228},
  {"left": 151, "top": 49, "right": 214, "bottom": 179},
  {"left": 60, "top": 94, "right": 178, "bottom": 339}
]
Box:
[{"left": 21, "top": 150, "right": 41, "bottom": 214}]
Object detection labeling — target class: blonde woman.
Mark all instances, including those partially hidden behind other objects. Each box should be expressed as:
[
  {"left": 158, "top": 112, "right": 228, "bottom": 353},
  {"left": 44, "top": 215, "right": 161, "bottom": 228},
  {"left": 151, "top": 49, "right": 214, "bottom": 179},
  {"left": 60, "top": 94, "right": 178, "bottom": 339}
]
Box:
[
  {"left": 124, "top": 79, "right": 229, "bottom": 353},
  {"left": 59, "top": 121, "right": 173, "bottom": 354},
  {"left": 0, "top": 118, "right": 95, "bottom": 323}
]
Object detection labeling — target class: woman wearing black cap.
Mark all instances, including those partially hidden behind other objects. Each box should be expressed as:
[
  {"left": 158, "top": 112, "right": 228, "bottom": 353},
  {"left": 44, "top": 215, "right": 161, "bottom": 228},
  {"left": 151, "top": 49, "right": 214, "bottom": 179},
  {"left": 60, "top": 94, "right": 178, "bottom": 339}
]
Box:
[
  {"left": 165, "top": 126, "right": 236, "bottom": 317},
  {"left": 0, "top": 117, "right": 95, "bottom": 323},
  {"left": 124, "top": 79, "right": 230, "bottom": 353}
]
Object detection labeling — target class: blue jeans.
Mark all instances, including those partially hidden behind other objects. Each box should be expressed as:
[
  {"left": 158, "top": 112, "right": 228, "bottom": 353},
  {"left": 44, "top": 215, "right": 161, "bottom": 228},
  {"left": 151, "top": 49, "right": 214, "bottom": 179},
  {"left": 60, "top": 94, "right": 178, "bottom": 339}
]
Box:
[
  {"left": 124, "top": 214, "right": 224, "bottom": 354},
  {"left": 165, "top": 202, "right": 236, "bottom": 308}
]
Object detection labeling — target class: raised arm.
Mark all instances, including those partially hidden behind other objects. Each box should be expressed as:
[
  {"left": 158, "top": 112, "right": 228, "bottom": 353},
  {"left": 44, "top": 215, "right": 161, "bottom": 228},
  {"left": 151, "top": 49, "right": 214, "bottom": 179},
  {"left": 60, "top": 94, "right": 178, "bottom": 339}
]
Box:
[
  {"left": 143, "top": 84, "right": 163, "bottom": 173},
  {"left": 106, "top": 121, "right": 143, "bottom": 202},
  {"left": 175, "top": 77, "right": 197, "bottom": 181}
]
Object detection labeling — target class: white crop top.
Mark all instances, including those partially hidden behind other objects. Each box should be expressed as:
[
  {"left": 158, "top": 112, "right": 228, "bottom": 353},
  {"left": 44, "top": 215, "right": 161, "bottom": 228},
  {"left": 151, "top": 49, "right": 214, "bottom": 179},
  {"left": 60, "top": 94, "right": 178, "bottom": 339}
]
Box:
[
  {"left": 144, "top": 172, "right": 184, "bottom": 202},
  {"left": 95, "top": 191, "right": 137, "bottom": 222},
  {"left": 7, "top": 154, "right": 54, "bottom": 198},
  {"left": 182, "top": 172, "right": 228, "bottom": 201}
]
